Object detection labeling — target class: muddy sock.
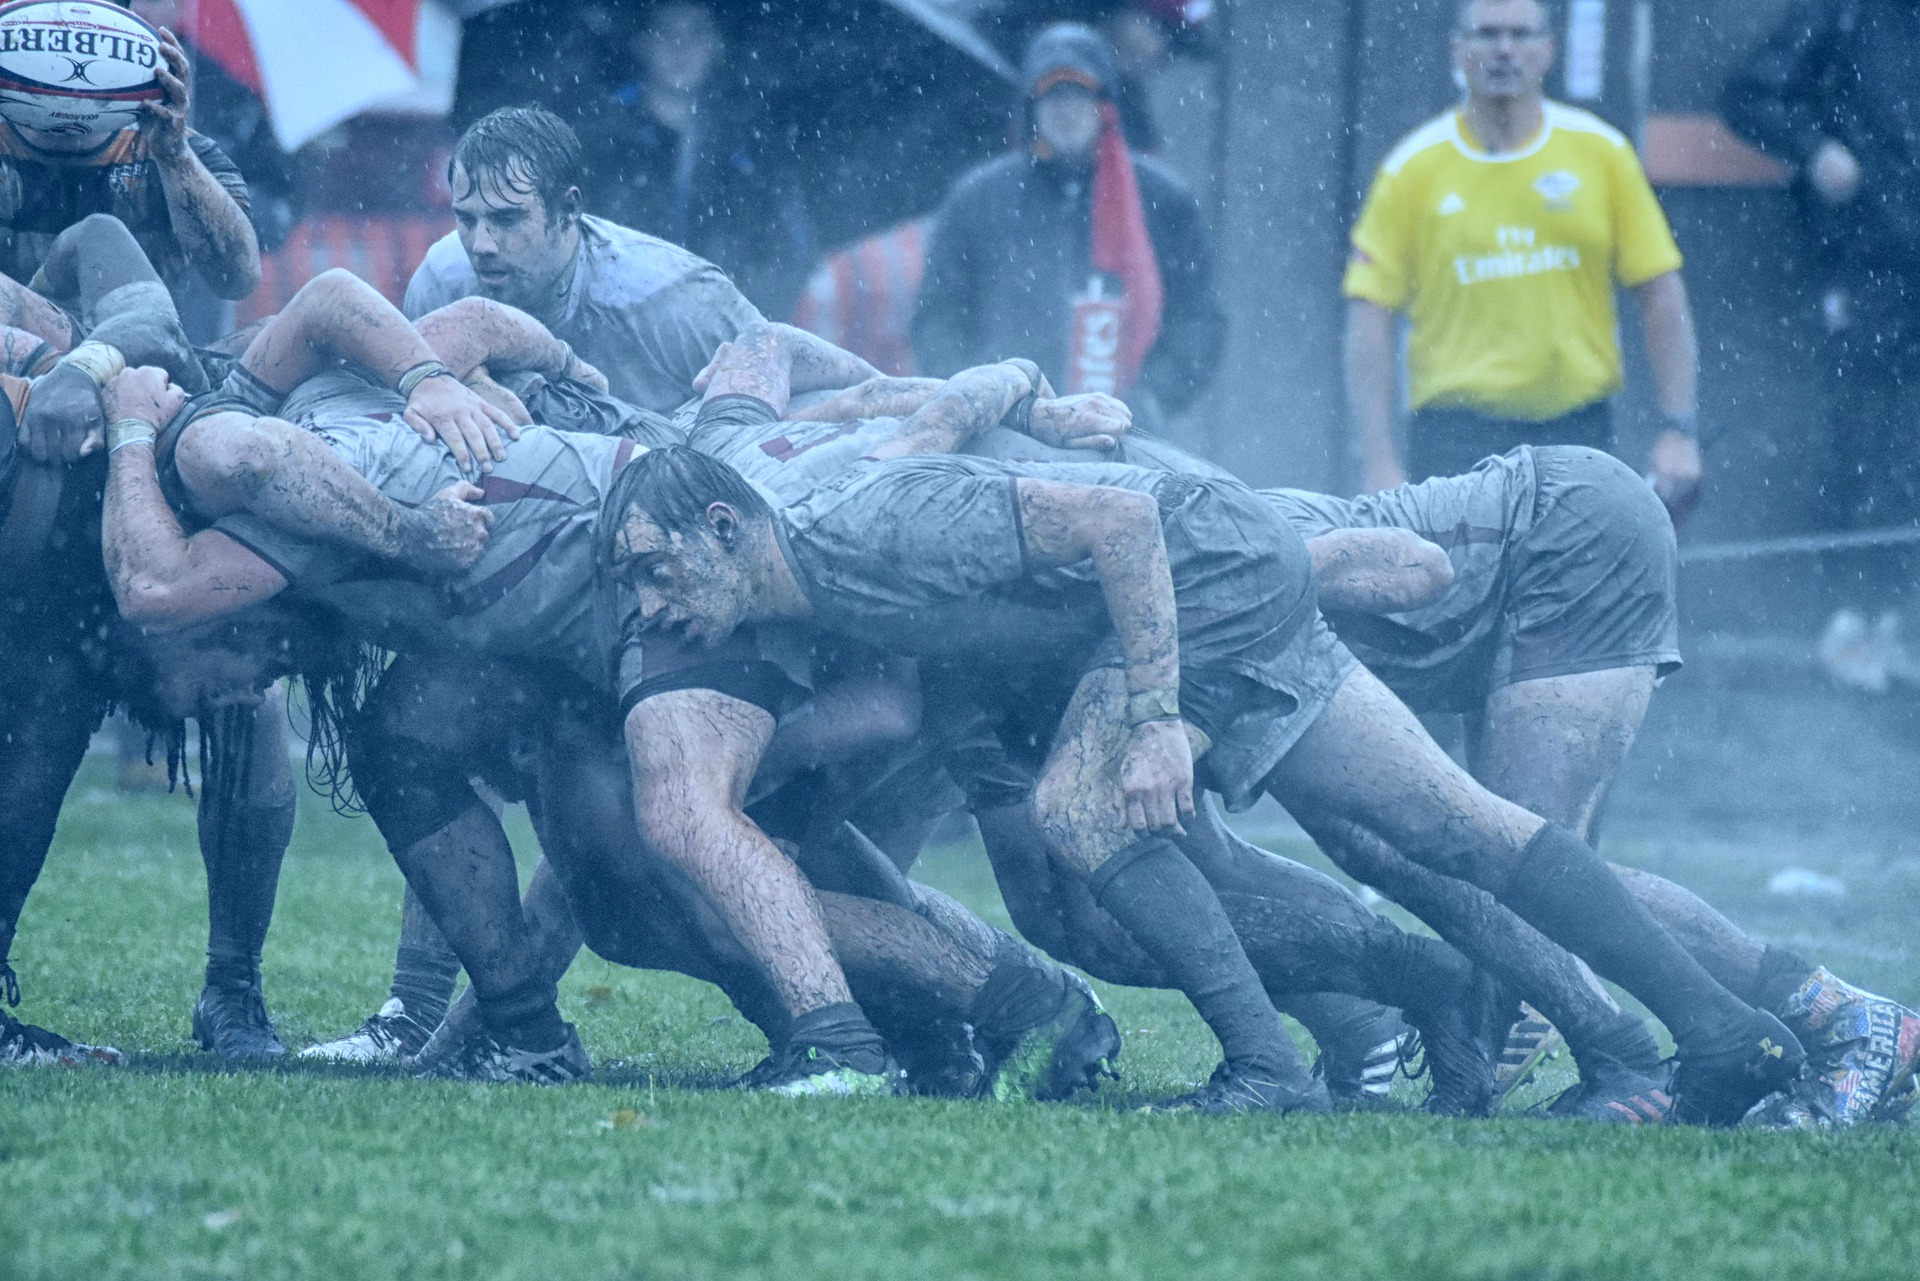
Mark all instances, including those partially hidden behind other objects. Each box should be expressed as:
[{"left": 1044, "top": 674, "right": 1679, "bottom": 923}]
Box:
[
  {"left": 970, "top": 932, "right": 1071, "bottom": 1045},
  {"left": 201, "top": 797, "right": 294, "bottom": 994},
  {"left": 1497, "top": 825, "right": 1754, "bottom": 1055},
  {"left": 788, "top": 1002, "right": 890, "bottom": 1074},
  {"left": 1752, "top": 945, "right": 1820, "bottom": 1018},
  {"left": 476, "top": 981, "right": 567, "bottom": 1052},
  {"left": 1090, "top": 838, "right": 1304, "bottom": 1082},
  {"left": 390, "top": 885, "right": 462, "bottom": 1029}
]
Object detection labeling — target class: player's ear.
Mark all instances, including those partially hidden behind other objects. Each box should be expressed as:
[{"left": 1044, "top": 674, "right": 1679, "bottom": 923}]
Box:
[
  {"left": 706, "top": 501, "right": 739, "bottom": 549},
  {"left": 558, "top": 186, "right": 584, "bottom": 228}
]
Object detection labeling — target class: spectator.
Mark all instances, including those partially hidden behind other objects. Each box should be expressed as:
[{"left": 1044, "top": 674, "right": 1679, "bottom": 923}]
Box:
[
  {"left": 0, "top": 23, "right": 259, "bottom": 308},
  {"left": 1344, "top": 0, "right": 1700, "bottom": 508},
  {"left": 912, "top": 22, "right": 1224, "bottom": 428},
  {"left": 1723, "top": 0, "right": 1920, "bottom": 663},
  {"left": 579, "top": 1, "right": 813, "bottom": 316}
]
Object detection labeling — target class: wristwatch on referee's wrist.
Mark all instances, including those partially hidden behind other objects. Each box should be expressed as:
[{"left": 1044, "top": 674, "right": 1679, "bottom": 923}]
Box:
[{"left": 1662, "top": 412, "right": 1699, "bottom": 440}]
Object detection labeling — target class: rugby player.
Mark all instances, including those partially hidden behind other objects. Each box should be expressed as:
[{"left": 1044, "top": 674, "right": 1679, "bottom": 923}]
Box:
[
  {"left": 597, "top": 447, "right": 1810, "bottom": 1125},
  {"left": 93, "top": 277, "right": 1140, "bottom": 1092},
  {"left": 0, "top": 222, "right": 512, "bottom": 1063}
]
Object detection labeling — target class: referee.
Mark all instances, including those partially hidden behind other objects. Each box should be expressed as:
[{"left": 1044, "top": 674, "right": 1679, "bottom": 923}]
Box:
[{"left": 1344, "top": 0, "right": 1702, "bottom": 509}]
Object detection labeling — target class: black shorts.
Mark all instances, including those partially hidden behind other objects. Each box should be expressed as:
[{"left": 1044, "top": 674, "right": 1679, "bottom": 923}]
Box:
[{"left": 1407, "top": 400, "right": 1613, "bottom": 483}]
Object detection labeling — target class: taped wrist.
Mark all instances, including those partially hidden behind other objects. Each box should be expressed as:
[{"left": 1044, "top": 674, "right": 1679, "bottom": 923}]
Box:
[{"left": 56, "top": 340, "right": 125, "bottom": 387}]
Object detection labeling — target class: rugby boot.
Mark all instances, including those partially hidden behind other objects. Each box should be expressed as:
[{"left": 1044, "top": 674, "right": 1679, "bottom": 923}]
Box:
[
  {"left": 299, "top": 997, "right": 436, "bottom": 1064},
  {"left": 1669, "top": 1009, "right": 1805, "bottom": 1126},
  {"left": 890, "top": 1020, "right": 989, "bottom": 1098},
  {"left": 1153, "top": 1063, "right": 1334, "bottom": 1116},
  {"left": 415, "top": 1022, "right": 591, "bottom": 1085},
  {"left": 0, "top": 1009, "right": 123, "bottom": 1067},
  {"left": 1494, "top": 1003, "right": 1565, "bottom": 1103},
  {"left": 1310, "top": 1003, "right": 1419, "bottom": 1110},
  {"left": 1545, "top": 1056, "right": 1675, "bottom": 1124},
  {"left": 1775, "top": 967, "right": 1920, "bottom": 1125},
  {"left": 985, "top": 973, "right": 1123, "bottom": 1103},
  {"left": 192, "top": 982, "right": 286, "bottom": 1061},
  {"left": 739, "top": 1041, "right": 903, "bottom": 1098}
]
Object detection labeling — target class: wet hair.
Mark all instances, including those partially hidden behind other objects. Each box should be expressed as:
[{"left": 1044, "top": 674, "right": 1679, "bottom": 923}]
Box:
[
  {"left": 1455, "top": 0, "right": 1554, "bottom": 35},
  {"left": 447, "top": 106, "right": 583, "bottom": 216},
  {"left": 595, "top": 444, "right": 772, "bottom": 569}
]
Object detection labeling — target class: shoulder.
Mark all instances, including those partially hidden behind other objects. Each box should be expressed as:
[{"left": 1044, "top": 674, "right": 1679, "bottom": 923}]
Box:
[
  {"left": 1377, "top": 111, "right": 1461, "bottom": 178},
  {"left": 943, "top": 154, "right": 1029, "bottom": 206},
  {"left": 578, "top": 215, "right": 723, "bottom": 306},
  {"left": 404, "top": 232, "right": 477, "bottom": 312},
  {"left": 1544, "top": 102, "right": 1633, "bottom": 150}
]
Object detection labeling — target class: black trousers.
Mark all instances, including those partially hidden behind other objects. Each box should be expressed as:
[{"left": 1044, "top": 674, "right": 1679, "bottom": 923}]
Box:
[{"left": 1406, "top": 400, "right": 1614, "bottom": 483}]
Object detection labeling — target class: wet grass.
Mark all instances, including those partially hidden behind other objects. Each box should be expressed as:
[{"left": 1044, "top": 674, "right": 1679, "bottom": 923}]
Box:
[{"left": 3, "top": 759, "right": 1917, "bottom": 1280}]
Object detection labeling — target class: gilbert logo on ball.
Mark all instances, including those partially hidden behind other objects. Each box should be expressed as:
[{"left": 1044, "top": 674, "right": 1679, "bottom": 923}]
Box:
[{"left": 0, "top": 0, "right": 162, "bottom": 137}]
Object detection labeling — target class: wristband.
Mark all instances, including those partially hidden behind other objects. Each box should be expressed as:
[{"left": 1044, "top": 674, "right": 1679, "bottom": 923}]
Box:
[
  {"left": 57, "top": 340, "right": 126, "bottom": 387},
  {"left": 552, "top": 339, "right": 576, "bottom": 376},
  {"left": 1664, "top": 413, "right": 1699, "bottom": 439},
  {"left": 1126, "top": 687, "right": 1182, "bottom": 727},
  {"left": 1003, "top": 390, "right": 1037, "bottom": 435},
  {"left": 397, "top": 359, "right": 455, "bottom": 400},
  {"left": 107, "top": 418, "right": 157, "bottom": 453}
]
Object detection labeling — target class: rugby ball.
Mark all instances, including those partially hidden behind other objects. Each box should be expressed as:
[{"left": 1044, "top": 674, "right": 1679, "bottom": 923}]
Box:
[{"left": 0, "top": 1, "right": 164, "bottom": 137}]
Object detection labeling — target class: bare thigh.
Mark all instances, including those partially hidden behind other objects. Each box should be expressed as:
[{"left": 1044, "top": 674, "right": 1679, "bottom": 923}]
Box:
[
  {"left": 1265, "top": 664, "right": 1543, "bottom": 890},
  {"left": 1469, "top": 666, "right": 1656, "bottom": 840}
]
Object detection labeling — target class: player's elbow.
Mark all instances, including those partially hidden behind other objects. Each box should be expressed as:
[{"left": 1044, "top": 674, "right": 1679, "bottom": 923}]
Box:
[
  {"left": 115, "top": 574, "right": 193, "bottom": 628},
  {"left": 1404, "top": 539, "right": 1454, "bottom": 607},
  {"left": 209, "top": 252, "right": 263, "bottom": 301}
]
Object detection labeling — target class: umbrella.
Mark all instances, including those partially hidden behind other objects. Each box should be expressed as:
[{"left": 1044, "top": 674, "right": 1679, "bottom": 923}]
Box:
[{"left": 186, "top": 0, "right": 462, "bottom": 151}]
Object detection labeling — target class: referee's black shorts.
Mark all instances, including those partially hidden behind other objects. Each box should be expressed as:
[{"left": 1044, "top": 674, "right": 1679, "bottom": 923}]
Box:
[{"left": 1407, "top": 399, "right": 1613, "bottom": 482}]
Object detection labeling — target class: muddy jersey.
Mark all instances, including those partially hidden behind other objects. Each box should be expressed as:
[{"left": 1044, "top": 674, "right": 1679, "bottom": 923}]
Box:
[
  {"left": 775, "top": 455, "right": 1316, "bottom": 690},
  {"left": 404, "top": 215, "right": 761, "bottom": 414},
  {"left": 207, "top": 371, "right": 642, "bottom": 687},
  {"left": 1258, "top": 449, "right": 1533, "bottom": 709}
]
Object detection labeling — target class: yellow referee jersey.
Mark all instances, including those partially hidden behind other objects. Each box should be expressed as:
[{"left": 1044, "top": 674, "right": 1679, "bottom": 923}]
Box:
[{"left": 1343, "top": 102, "right": 1682, "bottom": 422}]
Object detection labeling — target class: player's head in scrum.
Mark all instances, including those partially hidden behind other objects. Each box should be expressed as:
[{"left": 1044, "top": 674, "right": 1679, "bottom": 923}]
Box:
[
  {"left": 446, "top": 106, "right": 587, "bottom": 315},
  {"left": 597, "top": 445, "right": 779, "bottom": 650}
]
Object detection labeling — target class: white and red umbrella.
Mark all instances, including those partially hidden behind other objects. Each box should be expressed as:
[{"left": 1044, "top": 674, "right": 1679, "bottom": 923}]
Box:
[{"left": 186, "top": 0, "right": 466, "bottom": 151}]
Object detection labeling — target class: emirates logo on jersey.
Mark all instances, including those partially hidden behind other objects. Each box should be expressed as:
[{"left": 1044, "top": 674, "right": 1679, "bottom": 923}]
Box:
[{"left": 1533, "top": 170, "right": 1581, "bottom": 211}]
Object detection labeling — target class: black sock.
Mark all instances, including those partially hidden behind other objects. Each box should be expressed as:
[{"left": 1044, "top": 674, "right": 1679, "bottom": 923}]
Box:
[
  {"left": 1090, "top": 838, "right": 1304, "bottom": 1082},
  {"left": 1752, "top": 945, "right": 1818, "bottom": 1016},
  {"left": 475, "top": 978, "right": 567, "bottom": 1052},
  {"left": 788, "top": 1002, "right": 890, "bottom": 1074},
  {"left": 201, "top": 798, "right": 294, "bottom": 993},
  {"left": 969, "top": 932, "right": 1070, "bottom": 1045},
  {"left": 389, "top": 885, "right": 461, "bottom": 1028},
  {"left": 1497, "top": 825, "right": 1752, "bottom": 1055}
]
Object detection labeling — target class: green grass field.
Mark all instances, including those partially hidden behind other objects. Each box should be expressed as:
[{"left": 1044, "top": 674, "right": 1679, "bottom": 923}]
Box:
[{"left": 4, "top": 759, "right": 1918, "bottom": 1280}]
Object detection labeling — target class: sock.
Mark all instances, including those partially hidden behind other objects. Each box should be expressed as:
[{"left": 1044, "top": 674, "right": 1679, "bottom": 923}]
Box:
[
  {"left": 475, "top": 979, "right": 567, "bottom": 1052},
  {"left": 1090, "top": 838, "right": 1304, "bottom": 1082},
  {"left": 969, "top": 932, "right": 1071, "bottom": 1045},
  {"left": 788, "top": 1002, "right": 890, "bottom": 1074},
  {"left": 1497, "top": 825, "right": 1754, "bottom": 1055},
  {"left": 389, "top": 885, "right": 461, "bottom": 1029},
  {"left": 1752, "top": 945, "right": 1821, "bottom": 1019},
  {"left": 201, "top": 798, "right": 294, "bottom": 994}
]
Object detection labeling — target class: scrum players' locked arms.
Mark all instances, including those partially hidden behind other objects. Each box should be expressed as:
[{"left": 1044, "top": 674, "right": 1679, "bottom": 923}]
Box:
[{"left": 15, "top": 238, "right": 1904, "bottom": 1121}]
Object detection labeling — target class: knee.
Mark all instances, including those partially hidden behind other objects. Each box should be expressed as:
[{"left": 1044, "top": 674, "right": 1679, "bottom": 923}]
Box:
[{"left": 67, "top": 212, "right": 137, "bottom": 253}]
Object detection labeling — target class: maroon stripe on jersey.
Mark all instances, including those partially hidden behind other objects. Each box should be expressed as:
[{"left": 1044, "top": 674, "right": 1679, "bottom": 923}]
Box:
[
  {"left": 614, "top": 439, "right": 636, "bottom": 472},
  {"left": 446, "top": 524, "right": 563, "bottom": 615},
  {"left": 760, "top": 421, "right": 858, "bottom": 462},
  {"left": 476, "top": 475, "right": 577, "bottom": 506}
]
